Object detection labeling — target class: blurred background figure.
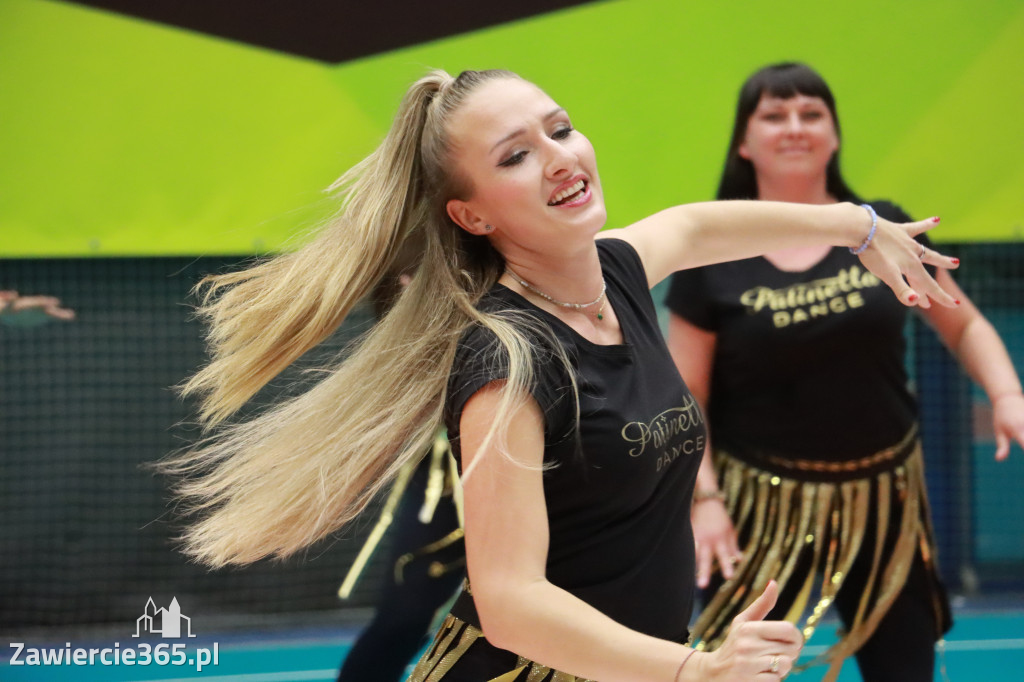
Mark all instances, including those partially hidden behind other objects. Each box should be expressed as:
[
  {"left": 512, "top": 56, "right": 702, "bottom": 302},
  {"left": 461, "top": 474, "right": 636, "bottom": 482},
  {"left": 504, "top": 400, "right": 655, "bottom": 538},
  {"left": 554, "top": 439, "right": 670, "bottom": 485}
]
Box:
[
  {"left": 335, "top": 438, "right": 464, "bottom": 682},
  {"left": 0, "top": 290, "right": 75, "bottom": 325},
  {"left": 665, "top": 62, "right": 1024, "bottom": 682}
]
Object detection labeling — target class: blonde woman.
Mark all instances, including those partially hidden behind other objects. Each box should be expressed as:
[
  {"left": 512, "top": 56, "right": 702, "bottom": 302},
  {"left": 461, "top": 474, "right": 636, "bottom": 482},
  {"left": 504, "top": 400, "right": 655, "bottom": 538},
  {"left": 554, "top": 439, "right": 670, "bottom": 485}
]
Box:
[{"left": 167, "top": 69, "right": 958, "bottom": 682}]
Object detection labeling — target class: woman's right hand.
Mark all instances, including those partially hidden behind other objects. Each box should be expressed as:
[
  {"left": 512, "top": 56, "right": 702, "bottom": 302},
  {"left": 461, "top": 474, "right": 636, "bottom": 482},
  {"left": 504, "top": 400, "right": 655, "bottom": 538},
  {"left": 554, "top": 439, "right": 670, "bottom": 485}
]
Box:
[
  {"left": 692, "top": 498, "right": 742, "bottom": 588},
  {"left": 685, "top": 581, "right": 803, "bottom": 681},
  {"left": 857, "top": 214, "right": 959, "bottom": 309}
]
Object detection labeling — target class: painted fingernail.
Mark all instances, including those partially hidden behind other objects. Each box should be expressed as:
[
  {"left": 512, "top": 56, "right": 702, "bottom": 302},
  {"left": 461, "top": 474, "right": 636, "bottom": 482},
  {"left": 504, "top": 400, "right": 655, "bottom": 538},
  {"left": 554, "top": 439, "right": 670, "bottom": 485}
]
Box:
[
  {"left": 908, "top": 293, "right": 919, "bottom": 303},
  {"left": 932, "top": 216, "right": 941, "bottom": 223},
  {"left": 951, "top": 258, "right": 960, "bottom": 265},
  {"left": 955, "top": 299, "right": 961, "bottom": 305}
]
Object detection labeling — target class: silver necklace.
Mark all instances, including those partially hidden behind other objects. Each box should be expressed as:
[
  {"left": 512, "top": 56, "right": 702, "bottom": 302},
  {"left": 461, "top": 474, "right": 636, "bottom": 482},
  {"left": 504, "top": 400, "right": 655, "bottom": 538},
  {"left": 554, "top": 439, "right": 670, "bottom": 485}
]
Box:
[{"left": 505, "top": 266, "right": 608, "bottom": 321}]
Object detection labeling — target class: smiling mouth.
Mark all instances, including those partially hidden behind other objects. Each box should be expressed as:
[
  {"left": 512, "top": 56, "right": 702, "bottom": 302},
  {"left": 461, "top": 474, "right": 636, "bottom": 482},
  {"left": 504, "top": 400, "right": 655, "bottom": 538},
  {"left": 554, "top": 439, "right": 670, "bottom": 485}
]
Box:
[{"left": 548, "top": 179, "right": 587, "bottom": 206}]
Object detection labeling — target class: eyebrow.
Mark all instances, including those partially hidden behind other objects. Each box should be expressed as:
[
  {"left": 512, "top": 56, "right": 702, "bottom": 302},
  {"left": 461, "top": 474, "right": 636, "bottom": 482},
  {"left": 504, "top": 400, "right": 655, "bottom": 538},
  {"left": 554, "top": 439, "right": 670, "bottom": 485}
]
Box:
[{"left": 489, "top": 107, "right": 566, "bottom": 154}]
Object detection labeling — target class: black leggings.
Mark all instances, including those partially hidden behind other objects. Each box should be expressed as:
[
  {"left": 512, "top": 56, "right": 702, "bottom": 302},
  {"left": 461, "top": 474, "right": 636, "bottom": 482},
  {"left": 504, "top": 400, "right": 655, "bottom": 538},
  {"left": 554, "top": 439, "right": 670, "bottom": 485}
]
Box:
[
  {"left": 734, "top": 545, "right": 942, "bottom": 682},
  {"left": 831, "top": 550, "right": 942, "bottom": 681},
  {"left": 336, "top": 461, "right": 465, "bottom": 682}
]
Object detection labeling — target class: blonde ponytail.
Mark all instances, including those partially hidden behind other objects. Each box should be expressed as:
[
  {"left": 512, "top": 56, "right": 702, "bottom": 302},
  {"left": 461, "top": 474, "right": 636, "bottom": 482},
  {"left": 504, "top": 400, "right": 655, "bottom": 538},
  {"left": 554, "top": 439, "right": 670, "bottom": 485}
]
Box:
[
  {"left": 182, "top": 75, "right": 440, "bottom": 425},
  {"left": 163, "top": 69, "right": 554, "bottom": 567}
]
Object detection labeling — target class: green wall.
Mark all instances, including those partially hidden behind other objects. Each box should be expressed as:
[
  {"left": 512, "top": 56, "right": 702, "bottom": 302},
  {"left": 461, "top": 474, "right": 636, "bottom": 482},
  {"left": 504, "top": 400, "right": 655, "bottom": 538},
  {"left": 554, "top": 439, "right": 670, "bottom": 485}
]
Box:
[{"left": 2, "top": 0, "right": 1022, "bottom": 256}]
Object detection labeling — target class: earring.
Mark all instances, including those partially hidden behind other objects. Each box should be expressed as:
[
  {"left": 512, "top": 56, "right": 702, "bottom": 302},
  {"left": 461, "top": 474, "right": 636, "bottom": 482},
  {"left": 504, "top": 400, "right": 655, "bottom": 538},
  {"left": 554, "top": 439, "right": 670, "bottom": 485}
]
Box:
[{"left": 484, "top": 224, "right": 494, "bottom": 232}]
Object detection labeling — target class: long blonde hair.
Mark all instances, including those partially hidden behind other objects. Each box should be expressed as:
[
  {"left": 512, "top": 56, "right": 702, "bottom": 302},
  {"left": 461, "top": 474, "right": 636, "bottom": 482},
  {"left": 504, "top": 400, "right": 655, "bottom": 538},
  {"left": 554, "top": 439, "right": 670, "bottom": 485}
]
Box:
[{"left": 164, "top": 69, "right": 554, "bottom": 567}]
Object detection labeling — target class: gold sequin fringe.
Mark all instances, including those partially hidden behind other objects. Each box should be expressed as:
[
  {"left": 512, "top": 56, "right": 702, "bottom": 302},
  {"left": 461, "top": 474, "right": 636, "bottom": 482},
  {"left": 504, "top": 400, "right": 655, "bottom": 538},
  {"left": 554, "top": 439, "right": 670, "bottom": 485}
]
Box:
[
  {"left": 407, "top": 614, "right": 597, "bottom": 682},
  {"left": 339, "top": 433, "right": 463, "bottom": 598},
  {"left": 690, "top": 439, "right": 943, "bottom": 682}
]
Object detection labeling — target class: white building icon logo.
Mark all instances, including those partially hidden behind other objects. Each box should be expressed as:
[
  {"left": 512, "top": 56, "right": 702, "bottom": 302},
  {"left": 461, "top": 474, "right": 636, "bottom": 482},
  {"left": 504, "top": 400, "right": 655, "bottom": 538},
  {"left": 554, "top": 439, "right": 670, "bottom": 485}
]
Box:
[{"left": 133, "top": 597, "right": 196, "bottom": 638}]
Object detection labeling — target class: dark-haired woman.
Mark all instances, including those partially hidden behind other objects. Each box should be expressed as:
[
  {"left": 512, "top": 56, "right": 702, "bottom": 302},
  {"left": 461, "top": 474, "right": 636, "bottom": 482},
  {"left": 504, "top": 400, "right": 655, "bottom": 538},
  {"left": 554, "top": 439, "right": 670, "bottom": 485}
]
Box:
[{"left": 665, "top": 62, "right": 1024, "bottom": 682}]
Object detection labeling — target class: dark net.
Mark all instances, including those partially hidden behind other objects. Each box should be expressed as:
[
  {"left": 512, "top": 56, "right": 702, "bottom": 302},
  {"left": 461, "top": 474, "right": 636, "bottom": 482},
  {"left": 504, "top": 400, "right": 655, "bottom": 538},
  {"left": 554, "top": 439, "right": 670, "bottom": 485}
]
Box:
[
  {"left": 2, "top": 247, "right": 1022, "bottom": 637},
  {"left": 0, "top": 256, "right": 391, "bottom": 635}
]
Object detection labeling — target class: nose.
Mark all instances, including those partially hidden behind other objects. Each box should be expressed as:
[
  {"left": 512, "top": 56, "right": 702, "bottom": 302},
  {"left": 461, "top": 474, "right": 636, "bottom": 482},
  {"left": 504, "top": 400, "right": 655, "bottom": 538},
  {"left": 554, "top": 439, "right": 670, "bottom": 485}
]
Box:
[
  {"left": 785, "top": 111, "right": 804, "bottom": 134},
  {"left": 543, "top": 137, "right": 577, "bottom": 179}
]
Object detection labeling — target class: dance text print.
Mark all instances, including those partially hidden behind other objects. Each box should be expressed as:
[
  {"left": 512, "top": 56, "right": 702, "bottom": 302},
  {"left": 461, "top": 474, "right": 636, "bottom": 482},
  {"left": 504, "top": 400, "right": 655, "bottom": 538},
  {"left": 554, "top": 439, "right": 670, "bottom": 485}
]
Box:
[
  {"left": 621, "top": 395, "right": 705, "bottom": 472},
  {"left": 740, "top": 265, "right": 882, "bottom": 328}
]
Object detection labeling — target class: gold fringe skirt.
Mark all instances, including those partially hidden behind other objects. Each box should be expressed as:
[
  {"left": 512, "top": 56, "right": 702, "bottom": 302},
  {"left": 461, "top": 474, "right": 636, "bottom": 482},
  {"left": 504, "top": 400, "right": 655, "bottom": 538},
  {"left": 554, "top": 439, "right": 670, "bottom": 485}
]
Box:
[
  {"left": 407, "top": 612, "right": 597, "bottom": 682},
  {"left": 691, "top": 429, "right": 949, "bottom": 681},
  {"left": 338, "top": 434, "right": 464, "bottom": 599}
]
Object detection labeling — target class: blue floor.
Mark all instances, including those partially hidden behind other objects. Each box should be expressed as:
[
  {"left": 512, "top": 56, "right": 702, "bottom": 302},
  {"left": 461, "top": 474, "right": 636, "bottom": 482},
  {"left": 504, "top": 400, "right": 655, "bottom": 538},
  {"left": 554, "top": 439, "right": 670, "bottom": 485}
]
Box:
[{"left": 4, "top": 607, "right": 1023, "bottom": 681}]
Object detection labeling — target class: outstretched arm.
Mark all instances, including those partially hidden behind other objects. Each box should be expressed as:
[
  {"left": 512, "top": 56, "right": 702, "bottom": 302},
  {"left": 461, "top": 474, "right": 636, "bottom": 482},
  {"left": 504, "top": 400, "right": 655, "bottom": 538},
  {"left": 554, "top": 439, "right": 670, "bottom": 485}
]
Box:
[
  {"left": 460, "top": 382, "right": 802, "bottom": 681},
  {"left": 921, "top": 270, "right": 1024, "bottom": 461},
  {"left": 0, "top": 290, "right": 75, "bottom": 322},
  {"left": 603, "top": 201, "right": 957, "bottom": 308}
]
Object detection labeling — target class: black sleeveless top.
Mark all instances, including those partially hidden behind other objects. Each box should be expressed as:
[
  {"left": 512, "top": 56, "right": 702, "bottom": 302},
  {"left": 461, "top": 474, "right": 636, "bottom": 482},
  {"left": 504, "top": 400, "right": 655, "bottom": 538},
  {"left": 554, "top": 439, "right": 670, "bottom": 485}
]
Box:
[{"left": 445, "top": 238, "right": 705, "bottom": 642}]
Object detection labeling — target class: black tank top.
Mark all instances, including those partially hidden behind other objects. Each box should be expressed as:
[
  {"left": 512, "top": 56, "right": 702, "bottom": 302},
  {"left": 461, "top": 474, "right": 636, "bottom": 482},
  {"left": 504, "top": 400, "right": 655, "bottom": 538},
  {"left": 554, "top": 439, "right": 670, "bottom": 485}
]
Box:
[{"left": 446, "top": 238, "right": 704, "bottom": 642}]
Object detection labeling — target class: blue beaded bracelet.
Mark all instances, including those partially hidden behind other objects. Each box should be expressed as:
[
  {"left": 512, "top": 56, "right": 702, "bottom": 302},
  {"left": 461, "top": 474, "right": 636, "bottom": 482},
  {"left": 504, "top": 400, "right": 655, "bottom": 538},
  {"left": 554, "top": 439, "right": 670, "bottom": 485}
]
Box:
[{"left": 849, "top": 204, "right": 878, "bottom": 255}]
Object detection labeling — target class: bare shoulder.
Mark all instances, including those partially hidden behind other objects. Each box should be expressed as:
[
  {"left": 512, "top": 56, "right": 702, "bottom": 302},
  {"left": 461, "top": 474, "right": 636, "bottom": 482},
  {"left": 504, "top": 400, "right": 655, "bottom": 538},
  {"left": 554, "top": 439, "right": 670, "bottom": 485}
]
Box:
[{"left": 596, "top": 209, "right": 688, "bottom": 287}]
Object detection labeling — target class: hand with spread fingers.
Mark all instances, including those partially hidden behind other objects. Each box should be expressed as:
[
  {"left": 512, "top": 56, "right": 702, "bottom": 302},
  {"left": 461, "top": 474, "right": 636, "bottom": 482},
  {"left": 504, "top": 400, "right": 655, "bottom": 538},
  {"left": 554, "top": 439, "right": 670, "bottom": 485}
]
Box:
[{"left": 854, "top": 214, "right": 959, "bottom": 309}]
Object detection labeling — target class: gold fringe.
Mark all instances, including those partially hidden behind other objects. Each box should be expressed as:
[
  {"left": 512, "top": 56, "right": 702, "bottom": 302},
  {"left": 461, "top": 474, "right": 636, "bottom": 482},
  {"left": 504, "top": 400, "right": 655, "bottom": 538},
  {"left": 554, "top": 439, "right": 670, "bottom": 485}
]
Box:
[
  {"left": 691, "top": 439, "right": 943, "bottom": 680},
  {"left": 339, "top": 432, "right": 463, "bottom": 598},
  {"left": 394, "top": 527, "right": 466, "bottom": 584},
  {"left": 420, "top": 434, "right": 453, "bottom": 523},
  {"left": 407, "top": 614, "right": 599, "bottom": 682},
  {"left": 337, "top": 458, "right": 416, "bottom": 599},
  {"left": 408, "top": 614, "right": 482, "bottom": 682}
]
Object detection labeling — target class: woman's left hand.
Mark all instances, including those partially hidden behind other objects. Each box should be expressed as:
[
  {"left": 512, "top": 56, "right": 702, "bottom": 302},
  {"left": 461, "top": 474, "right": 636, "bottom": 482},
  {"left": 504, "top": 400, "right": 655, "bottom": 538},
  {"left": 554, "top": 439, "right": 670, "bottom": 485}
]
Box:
[
  {"left": 692, "top": 498, "right": 743, "bottom": 588},
  {"left": 992, "top": 393, "right": 1024, "bottom": 461},
  {"left": 857, "top": 216, "right": 959, "bottom": 309}
]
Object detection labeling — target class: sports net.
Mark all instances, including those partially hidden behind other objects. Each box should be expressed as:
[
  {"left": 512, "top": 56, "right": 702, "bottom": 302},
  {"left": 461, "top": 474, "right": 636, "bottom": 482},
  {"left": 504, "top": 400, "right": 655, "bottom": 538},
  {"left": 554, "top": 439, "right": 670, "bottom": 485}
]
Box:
[
  {"left": 2, "top": 246, "right": 1023, "bottom": 636},
  {"left": 1, "top": 256, "right": 391, "bottom": 634}
]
